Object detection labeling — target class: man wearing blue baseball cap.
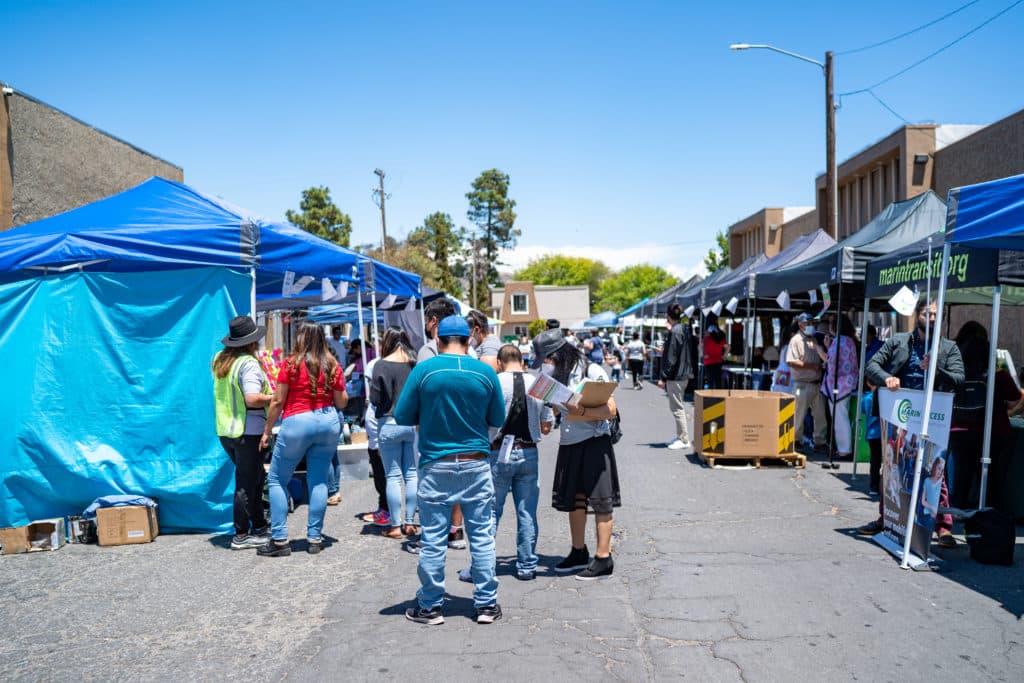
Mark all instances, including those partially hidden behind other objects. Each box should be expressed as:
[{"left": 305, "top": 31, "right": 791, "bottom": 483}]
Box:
[{"left": 394, "top": 315, "right": 507, "bottom": 626}]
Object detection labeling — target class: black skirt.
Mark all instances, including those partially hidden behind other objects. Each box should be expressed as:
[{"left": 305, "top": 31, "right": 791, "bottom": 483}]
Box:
[{"left": 552, "top": 435, "right": 622, "bottom": 514}]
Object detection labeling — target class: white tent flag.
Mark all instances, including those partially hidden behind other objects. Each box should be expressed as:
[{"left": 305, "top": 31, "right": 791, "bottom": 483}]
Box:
[
  {"left": 725, "top": 296, "right": 739, "bottom": 314},
  {"left": 404, "top": 296, "right": 417, "bottom": 311},
  {"left": 321, "top": 277, "right": 338, "bottom": 302},
  {"left": 888, "top": 285, "right": 920, "bottom": 317},
  {"left": 776, "top": 290, "right": 791, "bottom": 310},
  {"left": 291, "top": 275, "right": 314, "bottom": 296},
  {"left": 336, "top": 281, "right": 349, "bottom": 299},
  {"left": 380, "top": 294, "right": 397, "bottom": 309},
  {"left": 808, "top": 289, "right": 818, "bottom": 305},
  {"left": 683, "top": 305, "right": 695, "bottom": 318},
  {"left": 711, "top": 300, "right": 723, "bottom": 316},
  {"left": 282, "top": 270, "right": 296, "bottom": 298}
]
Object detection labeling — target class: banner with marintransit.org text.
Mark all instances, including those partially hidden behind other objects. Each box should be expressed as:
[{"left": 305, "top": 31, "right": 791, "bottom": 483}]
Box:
[{"left": 877, "top": 388, "right": 954, "bottom": 563}]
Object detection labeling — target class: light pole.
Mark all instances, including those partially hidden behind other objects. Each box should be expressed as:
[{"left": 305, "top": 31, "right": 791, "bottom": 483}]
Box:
[{"left": 730, "top": 43, "right": 837, "bottom": 242}]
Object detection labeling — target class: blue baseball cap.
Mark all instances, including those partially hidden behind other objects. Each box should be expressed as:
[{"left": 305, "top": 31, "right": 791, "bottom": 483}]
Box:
[{"left": 437, "top": 314, "right": 470, "bottom": 338}]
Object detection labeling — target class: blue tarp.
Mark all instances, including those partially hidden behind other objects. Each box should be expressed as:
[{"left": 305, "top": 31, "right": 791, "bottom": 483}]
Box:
[
  {"left": 0, "top": 177, "right": 421, "bottom": 298},
  {"left": 0, "top": 267, "right": 247, "bottom": 532},
  {"left": 619, "top": 297, "right": 650, "bottom": 317},
  {"left": 583, "top": 311, "right": 618, "bottom": 327},
  {"left": 947, "top": 173, "right": 1024, "bottom": 250}
]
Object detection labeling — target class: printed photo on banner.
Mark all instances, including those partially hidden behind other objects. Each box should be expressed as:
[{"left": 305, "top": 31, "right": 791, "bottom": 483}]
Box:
[{"left": 877, "top": 388, "right": 953, "bottom": 563}]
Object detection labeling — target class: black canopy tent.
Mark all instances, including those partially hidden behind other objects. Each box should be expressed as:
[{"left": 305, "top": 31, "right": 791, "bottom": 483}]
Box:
[{"left": 648, "top": 274, "right": 704, "bottom": 316}]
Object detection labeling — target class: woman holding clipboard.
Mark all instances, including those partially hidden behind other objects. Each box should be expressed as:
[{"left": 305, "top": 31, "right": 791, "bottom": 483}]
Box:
[{"left": 531, "top": 328, "right": 620, "bottom": 581}]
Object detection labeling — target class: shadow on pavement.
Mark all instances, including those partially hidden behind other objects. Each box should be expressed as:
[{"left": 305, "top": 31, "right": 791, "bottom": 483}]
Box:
[{"left": 380, "top": 593, "right": 478, "bottom": 621}]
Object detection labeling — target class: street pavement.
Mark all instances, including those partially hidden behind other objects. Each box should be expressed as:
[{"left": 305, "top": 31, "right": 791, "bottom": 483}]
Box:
[{"left": 1, "top": 379, "right": 1022, "bottom": 682}]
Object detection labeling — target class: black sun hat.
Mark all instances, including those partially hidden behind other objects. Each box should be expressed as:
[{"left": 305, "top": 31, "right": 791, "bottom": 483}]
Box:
[
  {"left": 222, "top": 315, "right": 266, "bottom": 347},
  {"left": 531, "top": 328, "right": 567, "bottom": 369}
]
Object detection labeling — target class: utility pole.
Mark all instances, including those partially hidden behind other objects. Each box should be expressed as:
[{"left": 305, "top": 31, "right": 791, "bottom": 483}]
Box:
[
  {"left": 470, "top": 231, "right": 478, "bottom": 308},
  {"left": 825, "top": 51, "right": 837, "bottom": 241},
  {"left": 372, "top": 168, "right": 389, "bottom": 257}
]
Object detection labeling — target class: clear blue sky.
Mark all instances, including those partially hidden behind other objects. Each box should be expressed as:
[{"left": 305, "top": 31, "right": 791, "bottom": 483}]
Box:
[{"left": 3, "top": 1, "right": 1022, "bottom": 278}]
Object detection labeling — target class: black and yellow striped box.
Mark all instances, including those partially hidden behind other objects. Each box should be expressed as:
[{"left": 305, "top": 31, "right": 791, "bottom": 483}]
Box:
[{"left": 694, "top": 390, "right": 796, "bottom": 457}]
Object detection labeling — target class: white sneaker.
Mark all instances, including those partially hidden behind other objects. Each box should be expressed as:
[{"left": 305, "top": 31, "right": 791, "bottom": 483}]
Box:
[{"left": 666, "top": 439, "right": 690, "bottom": 450}]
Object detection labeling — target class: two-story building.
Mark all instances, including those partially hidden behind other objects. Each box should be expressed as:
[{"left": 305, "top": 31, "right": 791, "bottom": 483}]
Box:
[{"left": 489, "top": 282, "right": 591, "bottom": 340}]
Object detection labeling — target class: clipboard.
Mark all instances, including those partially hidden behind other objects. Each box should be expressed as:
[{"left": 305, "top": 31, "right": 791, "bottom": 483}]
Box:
[{"left": 567, "top": 380, "right": 617, "bottom": 422}]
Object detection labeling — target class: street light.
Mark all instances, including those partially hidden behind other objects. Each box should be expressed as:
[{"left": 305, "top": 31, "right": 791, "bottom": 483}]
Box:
[{"left": 730, "top": 43, "right": 837, "bottom": 242}]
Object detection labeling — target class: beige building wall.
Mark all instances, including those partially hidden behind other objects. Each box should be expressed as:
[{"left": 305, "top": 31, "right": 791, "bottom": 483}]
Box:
[
  {"left": 490, "top": 284, "right": 590, "bottom": 338},
  {"left": 933, "top": 109, "right": 1024, "bottom": 200},
  {"left": 779, "top": 208, "right": 818, "bottom": 249},
  {"left": 728, "top": 206, "right": 814, "bottom": 267}
]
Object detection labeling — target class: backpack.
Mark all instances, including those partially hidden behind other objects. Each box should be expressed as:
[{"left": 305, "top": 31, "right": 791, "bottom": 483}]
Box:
[
  {"left": 608, "top": 408, "right": 623, "bottom": 445},
  {"left": 953, "top": 376, "right": 987, "bottom": 426}
]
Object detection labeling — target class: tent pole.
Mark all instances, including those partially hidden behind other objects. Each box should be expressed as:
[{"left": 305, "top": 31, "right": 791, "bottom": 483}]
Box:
[
  {"left": 357, "top": 288, "right": 368, "bottom": 399},
  {"left": 419, "top": 288, "right": 427, "bottom": 351},
  {"left": 852, "top": 296, "right": 870, "bottom": 480},
  {"left": 744, "top": 294, "right": 752, "bottom": 387},
  {"left": 249, "top": 268, "right": 257, "bottom": 322},
  {"left": 902, "top": 243, "right": 952, "bottom": 569},
  {"left": 697, "top": 306, "right": 705, "bottom": 391},
  {"left": 979, "top": 285, "right": 1001, "bottom": 509},
  {"left": 824, "top": 282, "right": 841, "bottom": 470},
  {"left": 370, "top": 290, "right": 380, "bottom": 358}
]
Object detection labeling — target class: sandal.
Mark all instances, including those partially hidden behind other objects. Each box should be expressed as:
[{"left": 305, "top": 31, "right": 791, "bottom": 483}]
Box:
[
  {"left": 326, "top": 493, "right": 342, "bottom": 506},
  {"left": 936, "top": 531, "right": 957, "bottom": 548},
  {"left": 403, "top": 525, "right": 421, "bottom": 537},
  {"left": 383, "top": 526, "right": 404, "bottom": 539}
]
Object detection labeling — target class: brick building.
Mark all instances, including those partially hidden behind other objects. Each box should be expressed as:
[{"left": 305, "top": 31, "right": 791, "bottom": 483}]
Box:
[{"left": 1, "top": 83, "right": 183, "bottom": 230}]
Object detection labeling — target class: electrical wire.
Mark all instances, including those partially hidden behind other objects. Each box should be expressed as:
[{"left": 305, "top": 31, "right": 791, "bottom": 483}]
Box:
[
  {"left": 837, "top": 0, "right": 981, "bottom": 55},
  {"left": 840, "top": 0, "right": 1024, "bottom": 96}
]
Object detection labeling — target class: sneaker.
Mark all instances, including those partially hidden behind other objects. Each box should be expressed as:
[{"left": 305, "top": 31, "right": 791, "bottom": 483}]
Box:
[
  {"left": 448, "top": 528, "right": 467, "bottom": 549},
  {"left": 476, "top": 604, "right": 503, "bottom": 624},
  {"left": 256, "top": 539, "right": 292, "bottom": 557},
  {"left": 230, "top": 534, "right": 266, "bottom": 550},
  {"left": 554, "top": 545, "right": 590, "bottom": 573},
  {"left": 405, "top": 606, "right": 444, "bottom": 625},
  {"left": 516, "top": 570, "right": 536, "bottom": 581},
  {"left": 575, "top": 555, "right": 614, "bottom": 581},
  {"left": 936, "top": 531, "right": 957, "bottom": 548},
  {"left": 458, "top": 566, "right": 473, "bottom": 583},
  {"left": 307, "top": 539, "right": 323, "bottom": 555},
  {"left": 856, "top": 519, "right": 884, "bottom": 536},
  {"left": 666, "top": 439, "right": 690, "bottom": 450},
  {"left": 373, "top": 510, "right": 393, "bottom": 527},
  {"left": 326, "top": 493, "right": 342, "bottom": 506}
]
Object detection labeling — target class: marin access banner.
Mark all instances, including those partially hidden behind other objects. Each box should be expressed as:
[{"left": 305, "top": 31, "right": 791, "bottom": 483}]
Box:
[{"left": 877, "top": 388, "right": 954, "bottom": 562}]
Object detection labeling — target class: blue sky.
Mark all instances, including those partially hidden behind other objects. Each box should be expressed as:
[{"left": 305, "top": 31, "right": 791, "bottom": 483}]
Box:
[{"left": 3, "top": 1, "right": 1022, "bottom": 278}]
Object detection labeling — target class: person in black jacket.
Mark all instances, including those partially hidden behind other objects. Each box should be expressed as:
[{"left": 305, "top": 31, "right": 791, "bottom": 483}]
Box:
[
  {"left": 857, "top": 299, "right": 964, "bottom": 546},
  {"left": 658, "top": 303, "right": 694, "bottom": 450}
]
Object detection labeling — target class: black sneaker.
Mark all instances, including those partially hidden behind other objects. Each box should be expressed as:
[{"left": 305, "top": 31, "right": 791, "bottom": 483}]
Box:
[
  {"left": 554, "top": 545, "right": 590, "bottom": 573},
  {"left": 856, "top": 519, "right": 884, "bottom": 536},
  {"left": 476, "top": 604, "right": 503, "bottom": 624},
  {"left": 516, "top": 570, "right": 536, "bottom": 581},
  {"left": 307, "top": 539, "right": 323, "bottom": 555},
  {"left": 575, "top": 555, "right": 614, "bottom": 581},
  {"left": 256, "top": 539, "right": 292, "bottom": 557},
  {"left": 448, "top": 528, "right": 467, "bottom": 549},
  {"left": 405, "top": 606, "right": 444, "bottom": 625}
]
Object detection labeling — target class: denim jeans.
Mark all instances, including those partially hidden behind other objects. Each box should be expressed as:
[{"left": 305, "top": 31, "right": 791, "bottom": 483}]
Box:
[
  {"left": 267, "top": 407, "right": 340, "bottom": 542},
  {"left": 490, "top": 447, "right": 540, "bottom": 574},
  {"left": 378, "top": 420, "right": 418, "bottom": 526},
  {"left": 416, "top": 458, "right": 497, "bottom": 609},
  {"left": 327, "top": 451, "right": 341, "bottom": 496}
]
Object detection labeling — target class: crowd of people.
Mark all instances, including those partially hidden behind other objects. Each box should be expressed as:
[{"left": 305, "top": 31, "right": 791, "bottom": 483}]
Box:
[{"left": 211, "top": 294, "right": 1023, "bottom": 621}]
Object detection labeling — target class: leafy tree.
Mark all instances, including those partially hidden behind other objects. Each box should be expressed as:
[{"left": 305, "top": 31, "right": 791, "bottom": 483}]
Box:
[
  {"left": 528, "top": 319, "right": 548, "bottom": 338},
  {"left": 593, "top": 264, "right": 678, "bottom": 313},
  {"left": 704, "top": 229, "right": 730, "bottom": 273},
  {"left": 286, "top": 186, "right": 353, "bottom": 247},
  {"left": 367, "top": 237, "right": 443, "bottom": 292},
  {"left": 466, "top": 169, "right": 519, "bottom": 308},
  {"left": 408, "top": 211, "right": 463, "bottom": 297},
  {"left": 513, "top": 254, "right": 611, "bottom": 311}
]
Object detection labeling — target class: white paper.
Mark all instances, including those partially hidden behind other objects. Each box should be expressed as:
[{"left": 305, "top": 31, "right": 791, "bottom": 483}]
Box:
[
  {"left": 321, "top": 277, "right": 338, "bottom": 302},
  {"left": 527, "top": 372, "right": 574, "bottom": 405},
  {"left": 711, "top": 300, "right": 723, "bottom": 316},
  {"left": 282, "top": 271, "right": 295, "bottom": 298},
  {"left": 808, "top": 289, "right": 818, "bottom": 305},
  {"left": 888, "top": 285, "right": 920, "bottom": 317},
  {"left": 291, "top": 275, "right": 314, "bottom": 296},
  {"left": 725, "top": 296, "right": 739, "bottom": 314},
  {"left": 498, "top": 434, "right": 515, "bottom": 464},
  {"left": 683, "top": 305, "right": 695, "bottom": 318},
  {"left": 381, "top": 294, "right": 397, "bottom": 309},
  {"left": 776, "top": 290, "right": 791, "bottom": 310}
]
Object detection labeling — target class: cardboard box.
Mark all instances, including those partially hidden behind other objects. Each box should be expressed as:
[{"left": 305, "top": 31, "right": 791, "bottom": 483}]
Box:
[
  {"left": 0, "top": 518, "right": 66, "bottom": 555},
  {"left": 96, "top": 505, "right": 159, "bottom": 546},
  {"left": 694, "top": 390, "right": 796, "bottom": 457},
  {"left": 349, "top": 430, "right": 368, "bottom": 445}
]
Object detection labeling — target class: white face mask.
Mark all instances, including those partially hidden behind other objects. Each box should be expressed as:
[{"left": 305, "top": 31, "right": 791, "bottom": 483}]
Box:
[
  {"left": 469, "top": 335, "right": 480, "bottom": 350},
  {"left": 540, "top": 362, "right": 555, "bottom": 376},
  {"left": 804, "top": 325, "right": 816, "bottom": 336}
]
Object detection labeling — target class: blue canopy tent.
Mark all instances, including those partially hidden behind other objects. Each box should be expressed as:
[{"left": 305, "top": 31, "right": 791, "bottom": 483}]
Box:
[
  {"left": 583, "top": 310, "right": 619, "bottom": 328},
  {"left": 909, "top": 173, "right": 1024, "bottom": 567},
  {"left": 0, "top": 177, "right": 421, "bottom": 533}
]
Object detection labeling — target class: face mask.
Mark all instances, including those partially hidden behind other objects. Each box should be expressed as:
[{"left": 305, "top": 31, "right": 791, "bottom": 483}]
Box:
[
  {"left": 540, "top": 362, "right": 555, "bottom": 376},
  {"left": 469, "top": 335, "right": 479, "bottom": 350},
  {"left": 804, "top": 325, "right": 816, "bottom": 336}
]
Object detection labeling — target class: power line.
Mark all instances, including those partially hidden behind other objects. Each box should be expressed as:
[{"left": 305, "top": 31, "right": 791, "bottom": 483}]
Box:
[
  {"left": 840, "top": 0, "right": 1024, "bottom": 96},
  {"left": 837, "top": 0, "right": 981, "bottom": 55},
  {"left": 865, "top": 89, "right": 911, "bottom": 124}
]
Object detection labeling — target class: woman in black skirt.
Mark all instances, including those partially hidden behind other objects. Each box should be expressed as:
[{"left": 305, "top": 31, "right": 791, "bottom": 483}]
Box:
[{"left": 531, "top": 329, "right": 620, "bottom": 581}]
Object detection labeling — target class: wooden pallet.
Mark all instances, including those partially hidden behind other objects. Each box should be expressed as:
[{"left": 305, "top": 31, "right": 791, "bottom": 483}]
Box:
[{"left": 698, "top": 451, "right": 806, "bottom": 469}]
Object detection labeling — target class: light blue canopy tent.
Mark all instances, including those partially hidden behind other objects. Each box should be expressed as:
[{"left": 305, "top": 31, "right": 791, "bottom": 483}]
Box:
[
  {"left": 619, "top": 297, "right": 650, "bottom": 318},
  {"left": 0, "top": 178, "right": 421, "bottom": 533},
  {"left": 583, "top": 310, "right": 618, "bottom": 328}
]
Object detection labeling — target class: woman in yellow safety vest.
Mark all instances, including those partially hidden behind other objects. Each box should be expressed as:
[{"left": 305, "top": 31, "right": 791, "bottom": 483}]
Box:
[{"left": 212, "top": 316, "right": 274, "bottom": 550}]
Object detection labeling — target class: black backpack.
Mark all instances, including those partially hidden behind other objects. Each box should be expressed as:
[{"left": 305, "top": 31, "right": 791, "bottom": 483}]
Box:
[
  {"left": 953, "top": 375, "right": 987, "bottom": 426},
  {"left": 581, "top": 360, "right": 622, "bottom": 445}
]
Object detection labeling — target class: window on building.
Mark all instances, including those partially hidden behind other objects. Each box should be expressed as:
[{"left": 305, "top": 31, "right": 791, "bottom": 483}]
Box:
[
  {"left": 514, "top": 325, "right": 529, "bottom": 337},
  {"left": 511, "top": 293, "right": 529, "bottom": 315}
]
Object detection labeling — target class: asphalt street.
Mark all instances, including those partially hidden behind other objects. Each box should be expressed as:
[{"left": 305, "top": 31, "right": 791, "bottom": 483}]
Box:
[{"left": 1, "top": 380, "right": 1021, "bottom": 682}]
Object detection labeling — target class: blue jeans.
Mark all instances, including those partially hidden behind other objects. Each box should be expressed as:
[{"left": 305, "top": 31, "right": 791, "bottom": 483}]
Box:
[
  {"left": 378, "top": 420, "right": 418, "bottom": 526},
  {"left": 267, "top": 407, "right": 340, "bottom": 542},
  {"left": 416, "top": 458, "right": 497, "bottom": 609},
  {"left": 491, "top": 447, "right": 540, "bottom": 574}
]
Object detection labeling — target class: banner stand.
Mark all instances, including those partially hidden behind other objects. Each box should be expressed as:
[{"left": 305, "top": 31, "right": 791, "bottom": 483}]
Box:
[{"left": 872, "top": 533, "right": 933, "bottom": 571}]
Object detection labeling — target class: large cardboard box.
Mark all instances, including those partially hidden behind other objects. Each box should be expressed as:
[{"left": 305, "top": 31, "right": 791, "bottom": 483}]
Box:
[
  {"left": 694, "top": 390, "right": 796, "bottom": 457},
  {"left": 0, "top": 518, "right": 66, "bottom": 555},
  {"left": 96, "top": 505, "right": 159, "bottom": 546}
]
